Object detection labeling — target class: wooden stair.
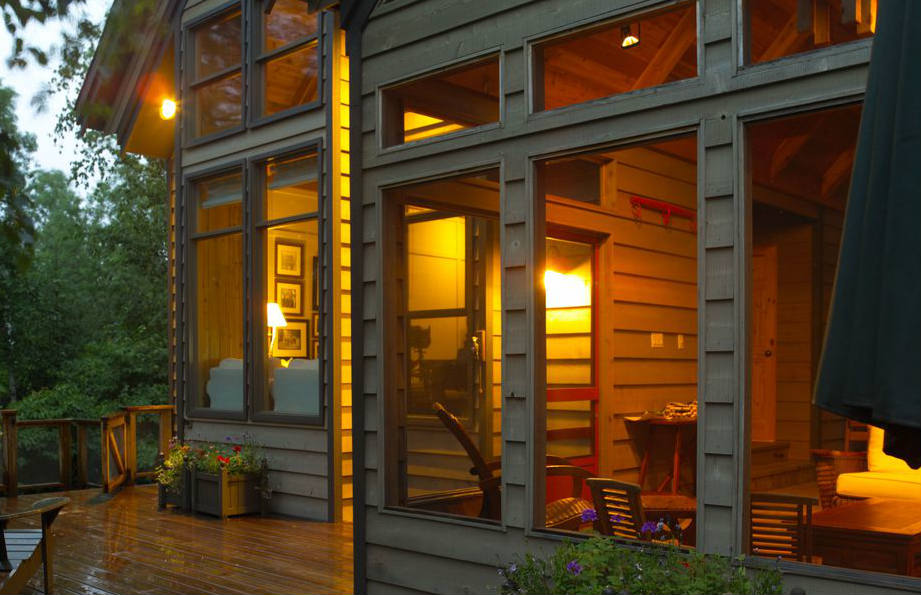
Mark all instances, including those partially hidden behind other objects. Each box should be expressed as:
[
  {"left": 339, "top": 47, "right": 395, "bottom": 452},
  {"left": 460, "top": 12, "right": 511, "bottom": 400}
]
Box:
[{"left": 750, "top": 441, "right": 815, "bottom": 491}]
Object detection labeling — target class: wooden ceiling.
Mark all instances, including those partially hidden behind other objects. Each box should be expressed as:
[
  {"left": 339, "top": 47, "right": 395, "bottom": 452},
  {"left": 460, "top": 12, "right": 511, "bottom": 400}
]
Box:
[{"left": 749, "top": 104, "right": 861, "bottom": 211}]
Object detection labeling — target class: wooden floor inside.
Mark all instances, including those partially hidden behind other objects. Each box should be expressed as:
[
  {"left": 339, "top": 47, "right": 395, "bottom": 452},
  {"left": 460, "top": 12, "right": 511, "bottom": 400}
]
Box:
[{"left": 2, "top": 486, "right": 352, "bottom": 595}]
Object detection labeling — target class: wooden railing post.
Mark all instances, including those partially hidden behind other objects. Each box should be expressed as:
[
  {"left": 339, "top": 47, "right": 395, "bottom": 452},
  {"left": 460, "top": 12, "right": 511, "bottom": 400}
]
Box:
[
  {"left": 159, "top": 408, "right": 173, "bottom": 458},
  {"left": 101, "top": 415, "right": 112, "bottom": 493},
  {"left": 1, "top": 410, "right": 17, "bottom": 497},
  {"left": 75, "top": 423, "right": 88, "bottom": 488},
  {"left": 125, "top": 410, "right": 137, "bottom": 485},
  {"left": 59, "top": 422, "right": 72, "bottom": 490}
]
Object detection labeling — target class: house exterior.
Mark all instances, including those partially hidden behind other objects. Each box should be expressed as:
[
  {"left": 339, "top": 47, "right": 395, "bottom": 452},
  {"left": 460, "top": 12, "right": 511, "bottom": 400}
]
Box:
[{"left": 79, "top": 1, "right": 921, "bottom": 594}]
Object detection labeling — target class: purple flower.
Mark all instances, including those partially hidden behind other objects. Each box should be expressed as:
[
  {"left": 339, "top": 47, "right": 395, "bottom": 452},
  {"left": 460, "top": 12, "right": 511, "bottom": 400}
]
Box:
[
  {"left": 567, "top": 560, "right": 582, "bottom": 575},
  {"left": 580, "top": 508, "right": 598, "bottom": 522},
  {"left": 640, "top": 520, "right": 657, "bottom": 534}
]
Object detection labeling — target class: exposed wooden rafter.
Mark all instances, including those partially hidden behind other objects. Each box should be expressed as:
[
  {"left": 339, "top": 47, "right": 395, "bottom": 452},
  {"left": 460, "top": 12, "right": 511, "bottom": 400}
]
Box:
[
  {"left": 821, "top": 147, "right": 855, "bottom": 200},
  {"left": 631, "top": 7, "right": 696, "bottom": 90}
]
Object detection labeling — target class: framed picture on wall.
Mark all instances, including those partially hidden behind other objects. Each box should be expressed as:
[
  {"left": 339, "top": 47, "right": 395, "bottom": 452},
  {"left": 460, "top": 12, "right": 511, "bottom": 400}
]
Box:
[
  {"left": 275, "top": 280, "right": 303, "bottom": 316},
  {"left": 275, "top": 320, "right": 309, "bottom": 358},
  {"left": 275, "top": 240, "right": 304, "bottom": 277}
]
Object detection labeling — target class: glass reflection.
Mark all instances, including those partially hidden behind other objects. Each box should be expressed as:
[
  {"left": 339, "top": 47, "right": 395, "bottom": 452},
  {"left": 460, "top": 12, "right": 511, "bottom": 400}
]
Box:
[
  {"left": 264, "top": 44, "right": 319, "bottom": 115},
  {"left": 194, "top": 11, "right": 242, "bottom": 79},
  {"left": 196, "top": 73, "right": 243, "bottom": 137},
  {"left": 196, "top": 171, "right": 243, "bottom": 233},
  {"left": 265, "top": 0, "right": 317, "bottom": 51}
]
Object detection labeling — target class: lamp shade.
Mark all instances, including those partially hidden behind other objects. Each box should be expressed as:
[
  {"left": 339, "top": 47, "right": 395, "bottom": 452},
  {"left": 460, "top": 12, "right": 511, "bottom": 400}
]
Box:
[{"left": 266, "top": 302, "right": 288, "bottom": 328}]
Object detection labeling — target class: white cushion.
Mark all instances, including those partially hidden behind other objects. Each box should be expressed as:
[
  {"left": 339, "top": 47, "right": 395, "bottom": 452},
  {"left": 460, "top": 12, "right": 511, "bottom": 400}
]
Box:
[
  {"left": 218, "top": 358, "right": 243, "bottom": 369},
  {"left": 837, "top": 471, "right": 921, "bottom": 501},
  {"left": 867, "top": 426, "right": 920, "bottom": 474}
]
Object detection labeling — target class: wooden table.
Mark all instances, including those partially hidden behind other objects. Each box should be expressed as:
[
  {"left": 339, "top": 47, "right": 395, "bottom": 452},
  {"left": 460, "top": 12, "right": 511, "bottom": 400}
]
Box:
[
  {"left": 812, "top": 499, "right": 921, "bottom": 576},
  {"left": 641, "top": 493, "right": 697, "bottom": 546},
  {"left": 628, "top": 416, "right": 696, "bottom": 494}
]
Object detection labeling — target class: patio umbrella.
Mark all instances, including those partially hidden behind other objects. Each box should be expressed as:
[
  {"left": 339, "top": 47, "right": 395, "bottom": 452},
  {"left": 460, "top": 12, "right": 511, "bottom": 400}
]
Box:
[{"left": 813, "top": 0, "right": 920, "bottom": 468}]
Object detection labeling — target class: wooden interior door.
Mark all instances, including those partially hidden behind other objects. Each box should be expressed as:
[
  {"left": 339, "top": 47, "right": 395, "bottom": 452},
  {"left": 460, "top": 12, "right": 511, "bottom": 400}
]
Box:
[{"left": 751, "top": 244, "right": 777, "bottom": 442}]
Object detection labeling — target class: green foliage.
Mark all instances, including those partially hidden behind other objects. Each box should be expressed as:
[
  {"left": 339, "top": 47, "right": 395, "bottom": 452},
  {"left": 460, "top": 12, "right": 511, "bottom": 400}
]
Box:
[
  {"left": 496, "top": 537, "right": 783, "bottom": 595},
  {"left": 2, "top": 0, "right": 88, "bottom": 68}
]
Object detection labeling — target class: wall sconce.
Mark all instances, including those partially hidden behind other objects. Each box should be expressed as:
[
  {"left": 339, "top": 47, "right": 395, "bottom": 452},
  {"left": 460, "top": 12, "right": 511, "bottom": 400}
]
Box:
[
  {"left": 159, "top": 98, "right": 177, "bottom": 120},
  {"left": 621, "top": 23, "right": 640, "bottom": 48}
]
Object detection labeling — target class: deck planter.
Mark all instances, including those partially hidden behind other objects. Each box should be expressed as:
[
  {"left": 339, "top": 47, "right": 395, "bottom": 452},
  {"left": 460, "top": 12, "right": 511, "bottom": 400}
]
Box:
[
  {"left": 191, "top": 467, "right": 264, "bottom": 518},
  {"left": 157, "top": 467, "right": 192, "bottom": 511}
]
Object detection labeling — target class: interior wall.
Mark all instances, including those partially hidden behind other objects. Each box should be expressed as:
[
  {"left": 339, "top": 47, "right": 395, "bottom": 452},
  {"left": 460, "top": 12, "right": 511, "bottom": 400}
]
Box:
[
  {"left": 819, "top": 208, "right": 846, "bottom": 449},
  {"left": 753, "top": 208, "right": 814, "bottom": 460}
]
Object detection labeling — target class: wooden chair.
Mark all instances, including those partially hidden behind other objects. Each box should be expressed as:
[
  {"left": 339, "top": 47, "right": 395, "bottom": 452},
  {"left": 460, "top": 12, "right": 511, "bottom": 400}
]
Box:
[
  {"left": 433, "top": 402, "right": 592, "bottom": 526},
  {"left": 844, "top": 420, "right": 870, "bottom": 452},
  {"left": 0, "top": 496, "right": 69, "bottom": 594},
  {"left": 586, "top": 478, "right": 645, "bottom": 540},
  {"left": 749, "top": 492, "right": 817, "bottom": 562}
]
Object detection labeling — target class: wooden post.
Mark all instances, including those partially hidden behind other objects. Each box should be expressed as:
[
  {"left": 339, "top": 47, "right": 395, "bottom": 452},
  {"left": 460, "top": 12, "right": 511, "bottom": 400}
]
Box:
[
  {"left": 59, "top": 422, "right": 72, "bottom": 490},
  {"left": 125, "top": 410, "right": 137, "bottom": 485},
  {"left": 159, "top": 408, "right": 173, "bottom": 457},
  {"left": 2, "top": 410, "right": 18, "bottom": 497},
  {"left": 101, "top": 416, "right": 111, "bottom": 493}
]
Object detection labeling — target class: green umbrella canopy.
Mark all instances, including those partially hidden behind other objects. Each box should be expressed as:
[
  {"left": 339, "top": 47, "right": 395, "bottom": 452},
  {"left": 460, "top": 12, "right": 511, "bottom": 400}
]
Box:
[{"left": 813, "top": 0, "right": 920, "bottom": 468}]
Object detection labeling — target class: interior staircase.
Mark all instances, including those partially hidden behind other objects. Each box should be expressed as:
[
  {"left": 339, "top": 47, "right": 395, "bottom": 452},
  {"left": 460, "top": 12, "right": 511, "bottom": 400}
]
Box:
[{"left": 750, "top": 441, "right": 815, "bottom": 491}]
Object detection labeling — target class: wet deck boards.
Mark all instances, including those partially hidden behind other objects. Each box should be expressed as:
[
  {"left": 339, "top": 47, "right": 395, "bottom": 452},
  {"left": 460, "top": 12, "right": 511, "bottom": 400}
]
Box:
[{"left": 1, "top": 486, "right": 352, "bottom": 595}]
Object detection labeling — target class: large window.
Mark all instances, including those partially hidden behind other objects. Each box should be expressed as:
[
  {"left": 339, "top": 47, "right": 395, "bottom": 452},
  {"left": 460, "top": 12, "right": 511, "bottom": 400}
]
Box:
[
  {"left": 381, "top": 55, "right": 500, "bottom": 147},
  {"left": 745, "top": 0, "right": 875, "bottom": 65},
  {"left": 532, "top": 2, "right": 697, "bottom": 112},
  {"left": 256, "top": 152, "right": 321, "bottom": 418},
  {"left": 536, "top": 136, "right": 699, "bottom": 540},
  {"left": 745, "top": 105, "right": 917, "bottom": 578},
  {"left": 192, "top": 170, "right": 245, "bottom": 413},
  {"left": 190, "top": 8, "right": 243, "bottom": 138},
  {"left": 384, "top": 171, "right": 503, "bottom": 521},
  {"left": 189, "top": 147, "right": 321, "bottom": 421},
  {"left": 255, "top": 0, "right": 321, "bottom": 118}
]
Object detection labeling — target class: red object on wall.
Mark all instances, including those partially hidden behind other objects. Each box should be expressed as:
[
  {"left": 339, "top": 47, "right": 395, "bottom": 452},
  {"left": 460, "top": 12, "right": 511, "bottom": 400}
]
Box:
[{"left": 630, "top": 195, "right": 696, "bottom": 231}]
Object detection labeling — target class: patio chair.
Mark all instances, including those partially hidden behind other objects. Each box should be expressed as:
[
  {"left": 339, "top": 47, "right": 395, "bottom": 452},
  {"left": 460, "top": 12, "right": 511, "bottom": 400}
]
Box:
[
  {"left": 749, "top": 492, "right": 817, "bottom": 562},
  {"left": 432, "top": 402, "right": 593, "bottom": 527},
  {"left": 0, "top": 496, "right": 69, "bottom": 594},
  {"left": 587, "top": 478, "right": 695, "bottom": 543}
]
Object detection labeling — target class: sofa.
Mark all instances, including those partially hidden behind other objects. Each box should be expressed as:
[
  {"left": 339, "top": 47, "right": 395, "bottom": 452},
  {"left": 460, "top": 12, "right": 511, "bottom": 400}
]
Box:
[
  {"left": 272, "top": 358, "right": 320, "bottom": 416},
  {"left": 206, "top": 358, "right": 244, "bottom": 410},
  {"left": 835, "top": 426, "right": 921, "bottom": 501}
]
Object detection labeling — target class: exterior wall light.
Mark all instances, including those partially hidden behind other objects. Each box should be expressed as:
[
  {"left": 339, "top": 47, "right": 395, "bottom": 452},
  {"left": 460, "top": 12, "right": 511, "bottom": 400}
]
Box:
[
  {"left": 159, "top": 98, "right": 178, "bottom": 120},
  {"left": 621, "top": 24, "right": 640, "bottom": 48}
]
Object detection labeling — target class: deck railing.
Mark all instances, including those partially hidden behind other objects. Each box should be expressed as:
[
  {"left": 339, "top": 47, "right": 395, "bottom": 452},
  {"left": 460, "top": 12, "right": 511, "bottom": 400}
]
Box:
[{"left": 0, "top": 405, "right": 174, "bottom": 497}]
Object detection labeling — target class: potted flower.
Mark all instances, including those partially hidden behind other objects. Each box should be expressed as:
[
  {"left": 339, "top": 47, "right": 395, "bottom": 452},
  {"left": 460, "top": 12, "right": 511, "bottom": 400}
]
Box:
[
  {"left": 190, "top": 436, "right": 269, "bottom": 518},
  {"left": 155, "top": 438, "right": 192, "bottom": 511}
]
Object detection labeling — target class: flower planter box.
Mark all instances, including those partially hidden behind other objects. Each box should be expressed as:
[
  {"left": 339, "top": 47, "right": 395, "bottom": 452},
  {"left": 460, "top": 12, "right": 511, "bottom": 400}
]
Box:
[
  {"left": 191, "top": 468, "right": 263, "bottom": 519},
  {"left": 157, "top": 467, "right": 192, "bottom": 511}
]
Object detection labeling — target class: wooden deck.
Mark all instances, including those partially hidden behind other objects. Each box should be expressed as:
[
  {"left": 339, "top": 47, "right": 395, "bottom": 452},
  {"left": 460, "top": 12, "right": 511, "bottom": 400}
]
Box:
[{"left": 1, "top": 486, "right": 352, "bottom": 595}]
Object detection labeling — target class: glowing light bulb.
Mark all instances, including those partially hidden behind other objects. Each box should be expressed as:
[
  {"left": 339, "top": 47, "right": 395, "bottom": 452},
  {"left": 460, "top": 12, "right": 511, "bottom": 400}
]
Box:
[
  {"left": 621, "top": 34, "right": 640, "bottom": 48},
  {"left": 544, "top": 270, "right": 591, "bottom": 309},
  {"left": 159, "top": 98, "right": 177, "bottom": 120}
]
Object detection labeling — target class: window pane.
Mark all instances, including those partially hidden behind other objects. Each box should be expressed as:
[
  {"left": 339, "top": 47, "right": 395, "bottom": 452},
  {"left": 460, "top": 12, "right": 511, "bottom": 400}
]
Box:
[
  {"left": 194, "top": 73, "right": 243, "bottom": 137},
  {"left": 534, "top": 2, "right": 697, "bottom": 112},
  {"left": 537, "top": 136, "right": 699, "bottom": 538},
  {"left": 382, "top": 56, "right": 500, "bottom": 147},
  {"left": 263, "top": 43, "right": 319, "bottom": 116},
  {"left": 195, "top": 170, "right": 243, "bottom": 233},
  {"left": 407, "top": 214, "right": 466, "bottom": 311},
  {"left": 545, "top": 238, "right": 593, "bottom": 387},
  {"left": 194, "top": 11, "right": 242, "bottom": 80},
  {"left": 746, "top": 0, "right": 875, "bottom": 65},
  {"left": 746, "top": 106, "right": 908, "bottom": 577},
  {"left": 384, "top": 171, "right": 502, "bottom": 522},
  {"left": 195, "top": 232, "right": 243, "bottom": 410},
  {"left": 259, "top": 219, "right": 320, "bottom": 416},
  {"left": 264, "top": 0, "right": 317, "bottom": 51},
  {"left": 264, "top": 152, "right": 319, "bottom": 220}
]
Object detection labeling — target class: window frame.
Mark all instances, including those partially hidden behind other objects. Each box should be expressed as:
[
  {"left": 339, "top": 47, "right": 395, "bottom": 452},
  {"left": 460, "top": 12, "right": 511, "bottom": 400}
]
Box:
[
  {"left": 248, "top": 0, "right": 324, "bottom": 127},
  {"left": 527, "top": 0, "right": 701, "bottom": 116},
  {"left": 249, "top": 140, "right": 325, "bottom": 426},
  {"left": 377, "top": 50, "right": 504, "bottom": 151},
  {"left": 183, "top": 1, "right": 246, "bottom": 147},
  {"left": 185, "top": 160, "right": 248, "bottom": 422},
  {"left": 183, "top": 140, "right": 325, "bottom": 426}
]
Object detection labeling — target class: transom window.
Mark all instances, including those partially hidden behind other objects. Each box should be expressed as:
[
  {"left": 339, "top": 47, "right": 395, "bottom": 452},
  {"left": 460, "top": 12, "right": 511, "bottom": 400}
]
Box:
[{"left": 186, "top": 1, "right": 322, "bottom": 141}]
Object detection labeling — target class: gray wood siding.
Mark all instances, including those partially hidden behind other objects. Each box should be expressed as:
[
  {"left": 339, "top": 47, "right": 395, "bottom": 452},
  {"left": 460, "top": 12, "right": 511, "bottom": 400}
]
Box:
[{"left": 350, "top": 1, "right": 913, "bottom": 594}]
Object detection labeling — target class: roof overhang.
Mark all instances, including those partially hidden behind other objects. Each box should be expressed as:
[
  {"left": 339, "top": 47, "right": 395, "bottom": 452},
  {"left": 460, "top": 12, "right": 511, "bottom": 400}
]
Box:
[{"left": 76, "top": 0, "right": 183, "bottom": 159}]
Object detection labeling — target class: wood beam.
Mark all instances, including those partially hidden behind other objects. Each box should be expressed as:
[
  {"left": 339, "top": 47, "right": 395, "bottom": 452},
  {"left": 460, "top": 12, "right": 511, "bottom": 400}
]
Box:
[
  {"left": 399, "top": 78, "right": 498, "bottom": 127},
  {"left": 631, "top": 7, "right": 696, "bottom": 90},
  {"left": 813, "top": 0, "right": 830, "bottom": 44},
  {"left": 821, "top": 147, "right": 855, "bottom": 199},
  {"left": 769, "top": 131, "right": 813, "bottom": 180}
]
